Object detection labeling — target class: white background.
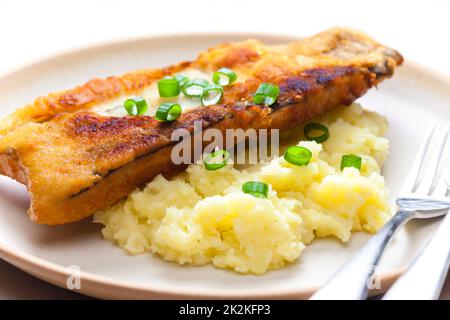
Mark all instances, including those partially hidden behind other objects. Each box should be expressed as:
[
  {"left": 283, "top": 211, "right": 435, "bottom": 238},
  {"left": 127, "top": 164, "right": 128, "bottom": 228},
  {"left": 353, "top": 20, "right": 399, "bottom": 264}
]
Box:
[{"left": 0, "top": 0, "right": 449, "bottom": 299}]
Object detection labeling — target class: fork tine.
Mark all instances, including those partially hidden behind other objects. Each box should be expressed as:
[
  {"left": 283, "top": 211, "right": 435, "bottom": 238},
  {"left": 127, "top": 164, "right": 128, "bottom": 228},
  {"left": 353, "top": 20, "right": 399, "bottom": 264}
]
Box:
[
  {"left": 433, "top": 177, "right": 450, "bottom": 198},
  {"left": 400, "top": 124, "right": 437, "bottom": 195},
  {"left": 416, "top": 123, "right": 450, "bottom": 196},
  {"left": 432, "top": 163, "right": 450, "bottom": 198},
  {"left": 429, "top": 126, "right": 450, "bottom": 195}
]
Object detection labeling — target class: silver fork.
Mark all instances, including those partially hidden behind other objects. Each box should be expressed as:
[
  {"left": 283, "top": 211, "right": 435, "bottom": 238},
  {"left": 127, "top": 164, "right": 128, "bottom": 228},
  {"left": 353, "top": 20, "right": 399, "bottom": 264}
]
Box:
[{"left": 310, "top": 123, "right": 450, "bottom": 300}]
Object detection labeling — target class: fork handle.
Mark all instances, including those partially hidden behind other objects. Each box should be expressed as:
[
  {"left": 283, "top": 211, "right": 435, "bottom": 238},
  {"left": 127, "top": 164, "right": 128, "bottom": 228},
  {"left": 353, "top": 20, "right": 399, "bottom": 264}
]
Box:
[
  {"left": 383, "top": 212, "right": 450, "bottom": 300},
  {"left": 310, "top": 210, "right": 415, "bottom": 300}
]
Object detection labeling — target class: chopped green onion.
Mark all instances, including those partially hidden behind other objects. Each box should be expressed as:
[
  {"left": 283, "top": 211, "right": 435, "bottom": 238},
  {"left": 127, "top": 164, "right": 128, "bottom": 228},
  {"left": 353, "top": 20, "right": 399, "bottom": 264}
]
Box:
[
  {"left": 201, "top": 84, "right": 223, "bottom": 106},
  {"left": 304, "top": 123, "right": 330, "bottom": 143},
  {"left": 253, "top": 83, "right": 280, "bottom": 106},
  {"left": 158, "top": 77, "right": 180, "bottom": 97},
  {"left": 284, "top": 146, "right": 312, "bottom": 166},
  {"left": 204, "top": 149, "right": 230, "bottom": 171},
  {"left": 182, "top": 79, "right": 209, "bottom": 97},
  {"left": 175, "top": 74, "right": 190, "bottom": 88},
  {"left": 155, "top": 103, "right": 182, "bottom": 122},
  {"left": 124, "top": 97, "right": 148, "bottom": 116},
  {"left": 341, "top": 154, "right": 362, "bottom": 171},
  {"left": 213, "top": 68, "right": 237, "bottom": 86},
  {"left": 242, "top": 181, "right": 269, "bottom": 199}
]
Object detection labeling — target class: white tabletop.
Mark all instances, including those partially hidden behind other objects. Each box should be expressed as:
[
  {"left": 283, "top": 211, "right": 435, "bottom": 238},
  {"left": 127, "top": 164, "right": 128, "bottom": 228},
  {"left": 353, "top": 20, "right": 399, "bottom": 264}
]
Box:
[{"left": 0, "top": 0, "right": 449, "bottom": 299}]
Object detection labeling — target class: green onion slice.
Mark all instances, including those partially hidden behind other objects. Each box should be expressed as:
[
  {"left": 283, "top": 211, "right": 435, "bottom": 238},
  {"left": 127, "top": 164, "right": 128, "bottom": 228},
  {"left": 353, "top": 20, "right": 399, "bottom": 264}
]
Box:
[
  {"left": 201, "top": 84, "right": 223, "bottom": 106},
  {"left": 204, "top": 149, "right": 230, "bottom": 171},
  {"left": 158, "top": 77, "right": 180, "bottom": 98},
  {"left": 253, "top": 83, "right": 280, "bottom": 106},
  {"left": 284, "top": 146, "right": 312, "bottom": 166},
  {"left": 175, "top": 74, "right": 190, "bottom": 88},
  {"left": 304, "top": 123, "right": 330, "bottom": 143},
  {"left": 124, "top": 97, "right": 148, "bottom": 116},
  {"left": 155, "top": 103, "right": 182, "bottom": 122},
  {"left": 341, "top": 154, "right": 362, "bottom": 171},
  {"left": 242, "top": 181, "right": 269, "bottom": 199},
  {"left": 182, "top": 79, "right": 209, "bottom": 97},
  {"left": 213, "top": 68, "right": 237, "bottom": 86}
]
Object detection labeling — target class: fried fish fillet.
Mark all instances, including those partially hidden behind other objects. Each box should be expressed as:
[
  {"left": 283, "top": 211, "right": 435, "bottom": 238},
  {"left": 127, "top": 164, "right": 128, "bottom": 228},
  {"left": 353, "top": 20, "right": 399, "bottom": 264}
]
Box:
[{"left": 0, "top": 28, "right": 402, "bottom": 225}]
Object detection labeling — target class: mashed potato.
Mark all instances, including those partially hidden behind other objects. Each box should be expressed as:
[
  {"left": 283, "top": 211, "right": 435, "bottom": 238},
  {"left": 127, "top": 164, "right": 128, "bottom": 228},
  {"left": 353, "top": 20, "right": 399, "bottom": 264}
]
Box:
[{"left": 94, "top": 103, "right": 390, "bottom": 275}]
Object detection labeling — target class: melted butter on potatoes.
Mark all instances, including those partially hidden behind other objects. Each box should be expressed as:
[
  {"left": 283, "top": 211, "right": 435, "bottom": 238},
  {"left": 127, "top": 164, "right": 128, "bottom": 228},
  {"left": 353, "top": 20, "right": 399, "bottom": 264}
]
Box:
[{"left": 94, "top": 103, "right": 391, "bottom": 275}]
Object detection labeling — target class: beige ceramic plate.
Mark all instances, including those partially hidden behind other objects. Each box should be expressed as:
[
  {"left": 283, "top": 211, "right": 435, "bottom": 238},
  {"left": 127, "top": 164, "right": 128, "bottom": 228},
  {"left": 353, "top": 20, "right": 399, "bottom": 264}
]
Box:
[{"left": 0, "top": 33, "right": 449, "bottom": 299}]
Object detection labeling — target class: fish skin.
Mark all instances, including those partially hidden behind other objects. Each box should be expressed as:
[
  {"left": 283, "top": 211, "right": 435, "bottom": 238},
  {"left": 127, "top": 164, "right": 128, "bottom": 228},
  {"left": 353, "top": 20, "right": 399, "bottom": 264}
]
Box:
[{"left": 0, "top": 27, "right": 402, "bottom": 224}]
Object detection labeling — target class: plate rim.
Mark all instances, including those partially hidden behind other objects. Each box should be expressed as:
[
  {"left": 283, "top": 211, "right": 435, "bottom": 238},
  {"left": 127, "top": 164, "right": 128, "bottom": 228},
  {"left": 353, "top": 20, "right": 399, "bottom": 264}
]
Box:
[{"left": 0, "top": 32, "right": 448, "bottom": 299}]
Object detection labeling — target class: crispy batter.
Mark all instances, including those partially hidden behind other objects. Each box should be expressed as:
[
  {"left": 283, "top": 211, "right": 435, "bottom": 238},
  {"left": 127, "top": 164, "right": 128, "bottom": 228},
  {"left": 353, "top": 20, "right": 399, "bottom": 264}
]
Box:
[{"left": 0, "top": 27, "right": 402, "bottom": 224}]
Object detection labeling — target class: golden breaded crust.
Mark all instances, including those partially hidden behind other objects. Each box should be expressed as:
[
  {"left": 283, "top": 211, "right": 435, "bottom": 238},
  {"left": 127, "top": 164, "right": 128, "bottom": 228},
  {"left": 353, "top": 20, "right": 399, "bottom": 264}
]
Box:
[
  {"left": 0, "top": 27, "right": 402, "bottom": 224},
  {"left": 0, "top": 27, "right": 401, "bottom": 136},
  {"left": 0, "top": 62, "right": 191, "bottom": 136}
]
